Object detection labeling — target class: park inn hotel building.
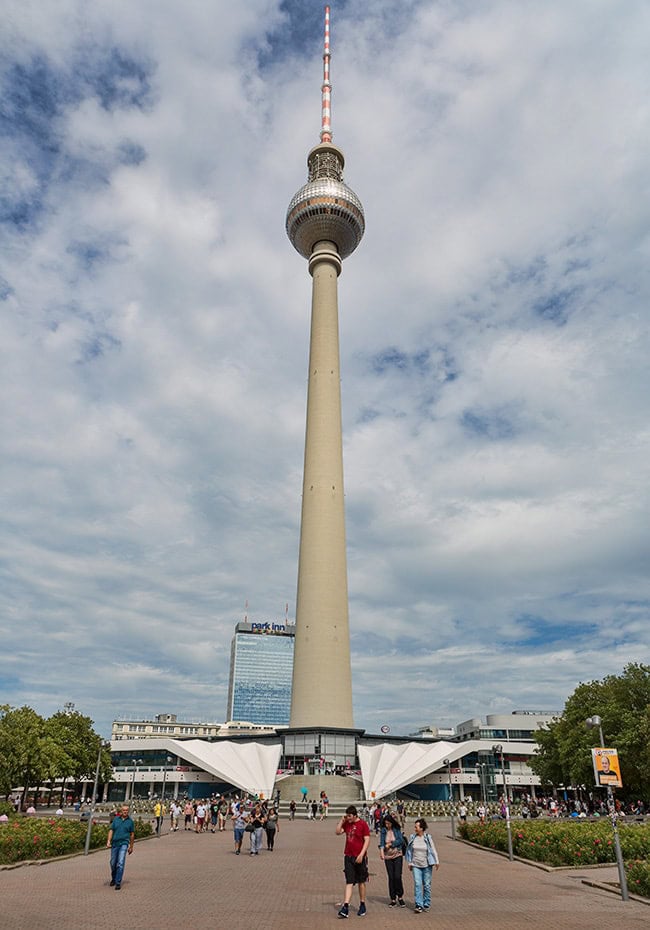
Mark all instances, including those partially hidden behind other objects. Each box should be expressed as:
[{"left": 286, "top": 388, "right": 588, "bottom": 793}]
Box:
[{"left": 226, "top": 621, "right": 295, "bottom": 726}]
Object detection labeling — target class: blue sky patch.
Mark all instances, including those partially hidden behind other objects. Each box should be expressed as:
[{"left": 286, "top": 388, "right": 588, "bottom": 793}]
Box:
[
  {"left": 514, "top": 615, "right": 599, "bottom": 648},
  {"left": 370, "top": 346, "right": 434, "bottom": 376},
  {"left": 358, "top": 407, "right": 380, "bottom": 423},
  {"left": 533, "top": 288, "right": 576, "bottom": 325},
  {"left": 0, "top": 46, "right": 152, "bottom": 231},
  {"left": 260, "top": 0, "right": 354, "bottom": 66},
  {"left": 461, "top": 407, "right": 519, "bottom": 441},
  {"left": 118, "top": 140, "right": 147, "bottom": 166},
  {"left": 83, "top": 47, "right": 154, "bottom": 112},
  {"left": 77, "top": 331, "right": 121, "bottom": 364}
]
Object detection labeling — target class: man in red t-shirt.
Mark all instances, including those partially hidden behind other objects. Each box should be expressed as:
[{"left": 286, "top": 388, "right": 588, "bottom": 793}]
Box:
[{"left": 335, "top": 805, "right": 371, "bottom": 918}]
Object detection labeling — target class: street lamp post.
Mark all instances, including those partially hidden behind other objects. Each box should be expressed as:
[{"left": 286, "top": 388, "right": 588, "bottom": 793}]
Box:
[
  {"left": 130, "top": 758, "right": 142, "bottom": 803},
  {"left": 478, "top": 762, "right": 488, "bottom": 806},
  {"left": 492, "top": 744, "right": 513, "bottom": 861},
  {"left": 585, "top": 715, "right": 629, "bottom": 902},
  {"left": 84, "top": 741, "right": 108, "bottom": 856},
  {"left": 443, "top": 758, "right": 456, "bottom": 840},
  {"left": 157, "top": 755, "right": 173, "bottom": 836}
]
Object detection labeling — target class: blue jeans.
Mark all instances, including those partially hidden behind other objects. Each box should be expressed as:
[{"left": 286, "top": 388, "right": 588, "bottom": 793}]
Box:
[
  {"left": 412, "top": 865, "right": 432, "bottom": 908},
  {"left": 110, "top": 844, "right": 128, "bottom": 885},
  {"left": 250, "top": 827, "right": 263, "bottom": 853}
]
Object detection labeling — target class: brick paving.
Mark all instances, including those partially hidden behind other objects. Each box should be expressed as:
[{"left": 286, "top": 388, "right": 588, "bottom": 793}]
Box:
[{"left": 1, "top": 819, "right": 648, "bottom": 930}]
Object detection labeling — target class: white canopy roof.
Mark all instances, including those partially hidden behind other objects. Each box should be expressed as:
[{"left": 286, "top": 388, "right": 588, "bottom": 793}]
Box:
[
  {"left": 114, "top": 738, "right": 281, "bottom": 799},
  {"left": 358, "top": 739, "right": 537, "bottom": 798}
]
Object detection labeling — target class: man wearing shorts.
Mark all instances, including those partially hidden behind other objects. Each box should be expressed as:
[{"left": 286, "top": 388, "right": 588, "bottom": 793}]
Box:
[
  {"left": 335, "top": 805, "right": 370, "bottom": 918},
  {"left": 232, "top": 805, "right": 247, "bottom": 855}
]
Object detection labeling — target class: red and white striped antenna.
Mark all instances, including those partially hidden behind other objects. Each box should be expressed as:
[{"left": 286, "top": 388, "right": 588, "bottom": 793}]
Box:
[{"left": 320, "top": 5, "right": 332, "bottom": 143}]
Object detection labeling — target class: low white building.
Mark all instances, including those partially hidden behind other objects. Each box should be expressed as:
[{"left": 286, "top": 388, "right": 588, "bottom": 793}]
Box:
[
  {"left": 101, "top": 710, "right": 557, "bottom": 804},
  {"left": 111, "top": 713, "right": 281, "bottom": 741}
]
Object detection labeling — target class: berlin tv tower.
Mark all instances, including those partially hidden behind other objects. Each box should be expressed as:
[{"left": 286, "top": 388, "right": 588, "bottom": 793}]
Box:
[{"left": 286, "top": 6, "right": 365, "bottom": 729}]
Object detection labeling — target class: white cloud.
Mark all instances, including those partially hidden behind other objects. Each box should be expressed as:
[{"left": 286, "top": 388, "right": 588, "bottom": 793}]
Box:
[{"left": 1, "top": 0, "right": 648, "bottom": 737}]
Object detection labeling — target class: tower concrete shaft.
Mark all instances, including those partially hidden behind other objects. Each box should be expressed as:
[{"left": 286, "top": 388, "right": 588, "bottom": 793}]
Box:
[
  {"left": 290, "top": 241, "right": 353, "bottom": 728},
  {"left": 286, "top": 9, "right": 364, "bottom": 730}
]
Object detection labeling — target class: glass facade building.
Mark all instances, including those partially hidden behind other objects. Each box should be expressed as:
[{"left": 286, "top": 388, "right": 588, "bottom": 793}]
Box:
[
  {"left": 226, "top": 622, "right": 295, "bottom": 725},
  {"left": 280, "top": 729, "right": 359, "bottom": 774}
]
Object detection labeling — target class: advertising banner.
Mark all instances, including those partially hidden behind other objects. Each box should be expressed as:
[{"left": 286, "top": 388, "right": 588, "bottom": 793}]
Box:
[{"left": 591, "top": 747, "right": 623, "bottom": 788}]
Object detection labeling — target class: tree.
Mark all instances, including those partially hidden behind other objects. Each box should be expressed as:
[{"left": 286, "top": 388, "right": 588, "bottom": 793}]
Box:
[
  {"left": 45, "top": 710, "right": 112, "bottom": 803},
  {"left": 0, "top": 705, "right": 112, "bottom": 805},
  {"left": 0, "top": 705, "right": 50, "bottom": 804},
  {"left": 530, "top": 663, "right": 650, "bottom": 800}
]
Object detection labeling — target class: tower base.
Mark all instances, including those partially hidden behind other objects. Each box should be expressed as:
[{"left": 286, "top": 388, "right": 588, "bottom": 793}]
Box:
[{"left": 275, "top": 773, "right": 363, "bottom": 805}]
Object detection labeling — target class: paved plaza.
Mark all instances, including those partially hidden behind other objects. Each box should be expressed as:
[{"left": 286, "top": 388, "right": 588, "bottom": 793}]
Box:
[{"left": 1, "top": 818, "right": 648, "bottom": 930}]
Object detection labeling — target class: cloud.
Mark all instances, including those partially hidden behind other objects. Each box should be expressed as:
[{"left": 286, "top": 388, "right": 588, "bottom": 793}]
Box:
[{"left": 0, "top": 0, "right": 648, "bottom": 738}]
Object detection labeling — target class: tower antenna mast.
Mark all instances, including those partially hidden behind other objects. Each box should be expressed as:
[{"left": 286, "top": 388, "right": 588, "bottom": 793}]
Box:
[{"left": 320, "top": 5, "right": 332, "bottom": 143}]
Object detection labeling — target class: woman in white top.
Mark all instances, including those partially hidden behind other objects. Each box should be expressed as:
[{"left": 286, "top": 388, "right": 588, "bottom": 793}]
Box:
[{"left": 405, "top": 818, "right": 440, "bottom": 913}]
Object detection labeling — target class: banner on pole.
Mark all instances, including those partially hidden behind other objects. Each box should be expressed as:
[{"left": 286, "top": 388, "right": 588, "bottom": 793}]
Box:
[{"left": 591, "top": 748, "right": 622, "bottom": 788}]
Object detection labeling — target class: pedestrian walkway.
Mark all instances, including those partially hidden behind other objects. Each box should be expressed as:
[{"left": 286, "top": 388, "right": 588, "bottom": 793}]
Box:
[{"left": 1, "top": 819, "right": 647, "bottom": 929}]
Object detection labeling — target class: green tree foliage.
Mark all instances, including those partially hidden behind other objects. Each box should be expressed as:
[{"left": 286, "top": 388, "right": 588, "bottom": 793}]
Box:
[
  {"left": 0, "top": 706, "right": 50, "bottom": 801},
  {"left": 0, "top": 705, "right": 111, "bottom": 801},
  {"left": 45, "top": 710, "right": 110, "bottom": 782},
  {"left": 530, "top": 663, "right": 650, "bottom": 799}
]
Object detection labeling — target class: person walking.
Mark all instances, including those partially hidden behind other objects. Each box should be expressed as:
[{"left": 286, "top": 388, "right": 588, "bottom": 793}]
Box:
[
  {"left": 379, "top": 813, "right": 406, "bottom": 907},
  {"left": 154, "top": 800, "right": 166, "bottom": 835},
  {"left": 289, "top": 799, "right": 296, "bottom": 820},
  {"left": 405, "top": 818, "right": 439, "bottom": 913},
  {"left": 106, "top": 804, "right": 135, "bottom": 890},
  {"left": 336, "top": 805, "right": 370, "bottom": 918},
  {"left": 195, "top": 800, "right": 207, "bottom": 833},
  {"left": 183, "top": 800, "right": 193, "bottom": 830},
  {"left": 210, "top": 798, "right": 219, "bottom": 832},
  {"left": 232, "top": 805, "right": 247, "bottom": 855},
  {"left": 247, "top": 803, "right": 266, "bottom": 855},
  {"left": 170, "top": 800, "right": 181, "bottom": 831},
  {"left": 265, "top": 806, "right": 280, "bottom": 850},
  {"left": 218, "top": 797, "right": 229, "bottom": 831}
]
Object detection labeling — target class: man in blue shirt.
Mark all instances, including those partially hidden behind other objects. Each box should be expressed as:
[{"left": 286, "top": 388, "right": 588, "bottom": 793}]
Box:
[{"left": 106, "top": 804, "right": 135, "bottom": 890}]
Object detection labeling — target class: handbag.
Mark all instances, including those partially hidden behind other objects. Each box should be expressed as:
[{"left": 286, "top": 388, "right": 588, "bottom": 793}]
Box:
[{"left": 244, "top": 822, "right": 255, "bottom": 832}]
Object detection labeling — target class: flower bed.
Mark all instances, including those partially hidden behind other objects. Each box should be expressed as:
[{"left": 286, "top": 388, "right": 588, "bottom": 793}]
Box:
[
  {"left": 0, "top": 816, "right": 152, "bottom": 865},
  {"left": 457, "top": 820, "right": 650, "bottom": 898},
  {"left": 626, "top": 859, "right": 650, "bottom": 897}
]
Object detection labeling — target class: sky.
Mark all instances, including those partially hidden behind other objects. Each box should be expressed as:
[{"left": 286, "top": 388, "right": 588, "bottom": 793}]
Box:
[{"left": 2, "top": 0, "right": 649, "bottom": 740}]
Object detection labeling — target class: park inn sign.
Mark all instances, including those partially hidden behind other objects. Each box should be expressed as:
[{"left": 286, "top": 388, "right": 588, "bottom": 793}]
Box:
[{"left": 250, "top": 622, "right": 287, "bottom": 633}]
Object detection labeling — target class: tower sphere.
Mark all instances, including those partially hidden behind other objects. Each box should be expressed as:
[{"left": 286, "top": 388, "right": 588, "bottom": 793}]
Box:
[{"left": 286, "top": 143, "right": 365, "bottom": 262}]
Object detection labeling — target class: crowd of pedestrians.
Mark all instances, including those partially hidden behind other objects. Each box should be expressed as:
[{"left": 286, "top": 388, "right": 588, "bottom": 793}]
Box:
[
  {"left": 105, "top": 791, "right": 446, "bottom": 916},
  {"left": 107, "top": 789, "right": 649, "bottom": 915}
]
